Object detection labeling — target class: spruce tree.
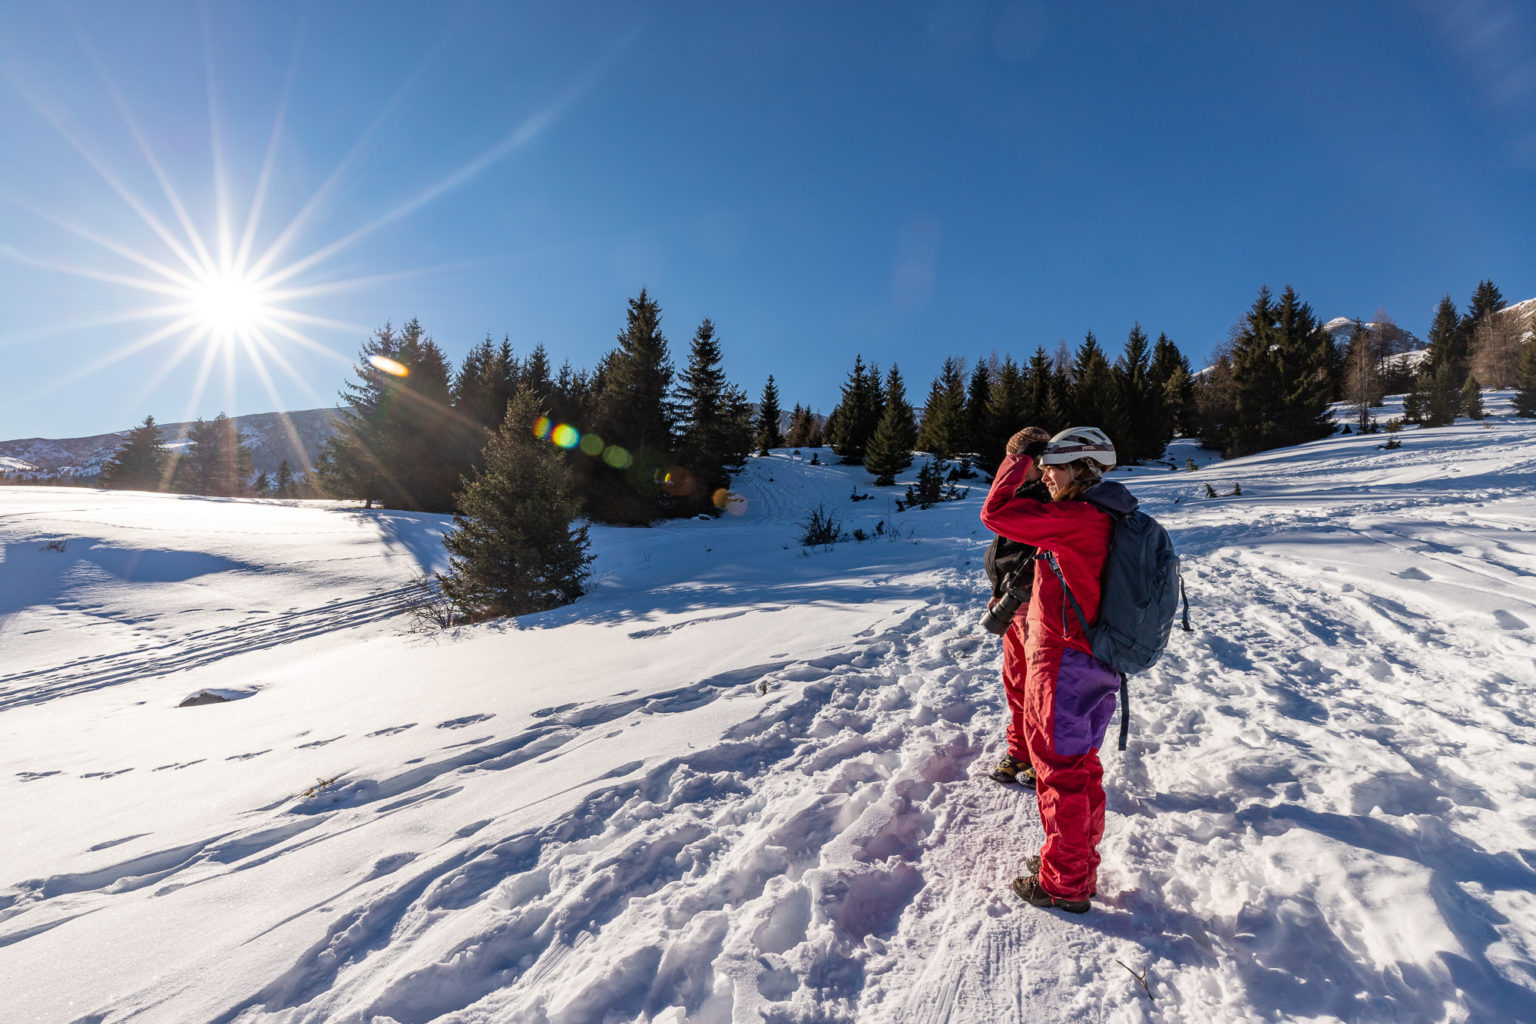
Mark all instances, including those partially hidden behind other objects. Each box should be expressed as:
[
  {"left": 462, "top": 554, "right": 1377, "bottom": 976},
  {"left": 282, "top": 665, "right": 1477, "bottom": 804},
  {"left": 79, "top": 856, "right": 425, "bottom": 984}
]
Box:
[
  {"left": 864, "top": 364, "right": 917, "bottom": 484},
  {"left": 438, "top": 387, "right": 592, "bottom": 620},
  {"left": 1112, "top": 324, "right": 1164, "bottom": 462},
  {"left": 1460, "top": 374, "right": 1484, "bottom": 420},
  {"left": 1025, "top": 346, "right": 1060, "bottom": 430},
  {"left": 1420, "top": 363, "right": 1460, "bottom": 427},
  {"left": 826, "top": 355, "right": 881, "bottom": 463},
  {"left": 1270, "top": 286, "right": 1337, "bottom": 447},
  {"left": 1070, "top": 332, "right": 1115, "bottom": 436},
  {"left": 674, "top": 317, "right": 751, "bottom": 513},
  {"left": 916, "top": 356, "right": 967, "bottom": 458},
  {"left": 173, "top": 413, "right": 252, "bottom": 496},
  {"left": 1148, "top": 333, "right": 1194, "bottom": 437},
  {"left": 588, "top": 289, "right": 677, "bottom": 523},
  {"left": 319, "top": 320, "right": 459, "bottom": 511},
  {"left": 522, "top": 343, "right": 554, "bottom": 400},
  {"left": 756, "top": 375, "right": 786, "bottom": 454},
  {"left": 100, "top": 415, "right": 170, "bottom": 492},
  {"left": 962, "top": 359, "right": 992, "bottom": 456},
  {"left": 1424, "top": 296, "right": 1467, "bottom": 386},
  {"left": 1513, "top": 340, "right": 1536, "bottom": 417},
  {"left": 982, "top": 357, "right": 1027, "bottom": 469},
  {"left": 1227, "top": 286, "right": 1335, "bottom": 456},
  {"left": 785, "top": 404, "right": 811, "bottom": 447},
  {"left": 1467, "top": 279, "right": 1506, "bottom": 328},
  {"left": 275, "top": 459, "right": 296, "bottom": 497}
]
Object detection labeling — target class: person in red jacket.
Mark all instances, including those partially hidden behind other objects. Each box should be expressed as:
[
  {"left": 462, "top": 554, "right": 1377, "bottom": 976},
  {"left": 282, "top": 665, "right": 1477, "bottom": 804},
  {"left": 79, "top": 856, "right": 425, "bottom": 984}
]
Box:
[{"left": 980, "top": 425, "right": 1124, "bottom": 913}]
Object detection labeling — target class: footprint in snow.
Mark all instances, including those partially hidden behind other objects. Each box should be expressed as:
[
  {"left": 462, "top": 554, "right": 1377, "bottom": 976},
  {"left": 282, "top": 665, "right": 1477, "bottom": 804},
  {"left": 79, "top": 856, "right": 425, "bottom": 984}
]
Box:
[
  {"left": 437, "top": 713, "right": 494, "bottom": 730},
  {"left": 1493, "top": 610, "right": 1528, "bottom": 631},
  {"left": 1395, "top": 567, "right": 1432, "bottom": 581}
]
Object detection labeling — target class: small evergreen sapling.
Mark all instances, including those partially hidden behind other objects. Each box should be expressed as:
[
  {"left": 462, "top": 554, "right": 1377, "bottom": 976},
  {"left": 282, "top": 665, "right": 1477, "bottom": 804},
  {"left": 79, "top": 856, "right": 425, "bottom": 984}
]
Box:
[
  {"left": 438, "top": 388, "right": 592, "bottom": 620},
  {"left": 1460, "top": 375, "right": 1484, "bottom": 420}
]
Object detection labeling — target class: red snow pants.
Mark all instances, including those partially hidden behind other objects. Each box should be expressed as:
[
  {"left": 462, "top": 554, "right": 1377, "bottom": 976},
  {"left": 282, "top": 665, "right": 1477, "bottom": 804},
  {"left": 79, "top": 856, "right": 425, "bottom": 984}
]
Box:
[
  {"left": 1024, "top": 640, "right": 1121, "bottom": 900},
  {"left": 1000, "top": 611, "right": 1031, "bottom": 760}
]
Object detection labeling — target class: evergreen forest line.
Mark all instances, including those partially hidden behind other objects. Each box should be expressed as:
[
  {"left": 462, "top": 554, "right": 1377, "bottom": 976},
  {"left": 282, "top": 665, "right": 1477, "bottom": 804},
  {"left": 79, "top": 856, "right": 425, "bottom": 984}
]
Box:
[{"left": 53, "top": 276, "right": 1536, "bottom": 620}]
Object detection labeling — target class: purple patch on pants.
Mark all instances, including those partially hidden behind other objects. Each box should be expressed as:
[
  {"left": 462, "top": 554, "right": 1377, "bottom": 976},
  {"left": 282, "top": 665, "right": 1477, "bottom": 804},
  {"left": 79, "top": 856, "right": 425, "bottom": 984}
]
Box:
[{"left": 1052, "top": 647, "right": 1121, "bottom": 756}]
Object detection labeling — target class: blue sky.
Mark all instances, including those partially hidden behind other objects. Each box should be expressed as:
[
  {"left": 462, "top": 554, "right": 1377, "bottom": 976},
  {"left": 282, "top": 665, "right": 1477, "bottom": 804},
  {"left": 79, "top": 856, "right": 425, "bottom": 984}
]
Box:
[{"left": 1, "top": 1, "right": 1533, "bottom": 441}]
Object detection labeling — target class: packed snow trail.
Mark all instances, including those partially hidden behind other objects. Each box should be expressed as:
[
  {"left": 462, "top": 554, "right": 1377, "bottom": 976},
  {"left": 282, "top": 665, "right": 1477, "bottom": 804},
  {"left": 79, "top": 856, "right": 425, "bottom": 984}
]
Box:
[{"left": 2, "top": 402, "right": 1535, "bottom": 1023}]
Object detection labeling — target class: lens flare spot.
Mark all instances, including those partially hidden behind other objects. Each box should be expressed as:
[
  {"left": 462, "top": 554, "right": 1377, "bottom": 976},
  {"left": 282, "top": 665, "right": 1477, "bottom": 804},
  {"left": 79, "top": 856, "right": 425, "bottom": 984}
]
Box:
[
  {"left": 662, "top": 466, "right": 697, "bottom": 496},
  {"left": 603, "top": 446, "right": 632, "bottom": 469},
  {"left": 579, "top": 433, "right": 604, "bottom": 456},
  {"left": 533, "top": 416, "right": 552, "bottom": 439},
  {"left": 369, "top": 354, "right": 409, "bottom": 378},
  {"left": 551, "top": 424, "right": 581, "bottom": 449}
]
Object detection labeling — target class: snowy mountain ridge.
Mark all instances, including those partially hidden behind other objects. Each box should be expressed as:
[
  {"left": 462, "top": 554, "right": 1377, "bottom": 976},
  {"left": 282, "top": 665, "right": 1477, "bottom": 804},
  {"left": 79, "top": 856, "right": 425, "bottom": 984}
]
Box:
[
  {"left": 2, "top": 396, "right": 1535, "bottom": 1023},
  {"left": 0, "top": 407, "right": 343, "bottom": 481}
]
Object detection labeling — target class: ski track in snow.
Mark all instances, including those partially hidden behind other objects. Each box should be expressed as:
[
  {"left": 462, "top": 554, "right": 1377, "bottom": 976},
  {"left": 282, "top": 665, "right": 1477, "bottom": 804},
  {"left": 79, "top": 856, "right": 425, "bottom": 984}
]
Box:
[{"left": 4, "top": 410, "right": 1536, "bottom": 1024}]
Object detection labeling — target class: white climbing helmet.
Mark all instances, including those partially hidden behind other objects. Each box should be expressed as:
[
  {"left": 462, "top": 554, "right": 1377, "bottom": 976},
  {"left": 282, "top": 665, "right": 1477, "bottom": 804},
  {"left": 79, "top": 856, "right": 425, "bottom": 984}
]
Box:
[{"left": 1040, "top": 426, "right": 1116, "bottom": 468}]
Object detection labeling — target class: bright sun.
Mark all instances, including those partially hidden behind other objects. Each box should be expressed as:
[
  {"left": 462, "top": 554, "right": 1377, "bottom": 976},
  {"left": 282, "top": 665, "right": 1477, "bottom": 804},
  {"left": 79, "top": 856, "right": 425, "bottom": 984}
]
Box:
[{"left": 186, "top": 270, "right": 272, "bottom": 338}]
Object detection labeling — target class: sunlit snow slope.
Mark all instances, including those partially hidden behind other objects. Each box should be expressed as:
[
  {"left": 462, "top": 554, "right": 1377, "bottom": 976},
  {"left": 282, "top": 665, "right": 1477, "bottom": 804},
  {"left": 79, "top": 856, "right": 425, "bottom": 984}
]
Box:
[{"left": 2, "top": 398, "right": 1534, "bottom": 1024}]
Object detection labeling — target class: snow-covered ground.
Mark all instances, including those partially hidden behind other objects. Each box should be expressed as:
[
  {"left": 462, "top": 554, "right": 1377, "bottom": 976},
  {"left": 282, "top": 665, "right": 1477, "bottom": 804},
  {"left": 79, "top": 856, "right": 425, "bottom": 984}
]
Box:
[{"left": 3, "top": 396, "right": 1535, "bottom": 1024}]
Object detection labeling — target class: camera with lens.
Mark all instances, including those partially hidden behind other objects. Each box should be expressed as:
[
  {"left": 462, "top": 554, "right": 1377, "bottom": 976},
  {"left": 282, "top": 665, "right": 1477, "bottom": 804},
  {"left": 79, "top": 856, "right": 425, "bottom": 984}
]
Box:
[{"left": 983, "top": 574, "right": 1032, "bottom": 635}]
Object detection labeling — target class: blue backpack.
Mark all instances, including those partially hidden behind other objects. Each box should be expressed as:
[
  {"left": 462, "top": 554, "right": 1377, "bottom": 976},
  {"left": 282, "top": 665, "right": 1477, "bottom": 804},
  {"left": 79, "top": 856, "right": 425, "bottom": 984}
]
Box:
[{"left": 1038, "top": 482, "right": 1190, "bottom": 749}]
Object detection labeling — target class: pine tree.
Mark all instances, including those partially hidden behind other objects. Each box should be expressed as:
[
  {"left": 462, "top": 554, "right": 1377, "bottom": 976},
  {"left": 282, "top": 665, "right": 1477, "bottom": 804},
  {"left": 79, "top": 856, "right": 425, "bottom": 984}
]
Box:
[
  {"left": 1070, "top": 332, "right": 1115, "bottom": 435},
  {"left": 915, "top": 357, "right": 967, "bottom": 458},
  {"left": 982, "top": 356, "right": 1027, "bottom": 468},
  {"left": 785, "top": 404, "right": 811, "bottom": 447},
  {"left": 1111, "top": 323, "right": 1166, "bottom": 462},
  {"left": 1195, "top": 344, "right": 1237, "bottom": 452},
  {"left": 1460, "top": 374, "right": 1484, "bottom": 420},
  {"left": 1148, "top": 334, "right": 1193, "bottom": 437},
  {"left": 1270, "top": 286, "right": 1337, "bottom": 446},
  {"left": 864, "top": 364, "right": 917, "bottom": 484},
  {"left": 826, "top": 355, "right": 881, "bottom": 463},
  {"left": 319, "top": 320, "right": 459, "bottom": 511},
  {"left": 172, "top": 413, "right": 252, "bottom": 496},
  {"left": 587, "top": 289, "right": 677, "bottom": 523},
  {"left": 521, "top": 343, "right": 554, "bottom": 400},
  {"left": 962, "top": 359, "right": 992, "bottom": 456},
  {"left": 755, "top": 375, "right": 786, "bottom": 453},
  {"left": 1025, "top": 346, "right": 1060, "bottom": 430},
  {"left": 1423, "top": 295, "right": 1467, "bottom": 386},
  {"left": 1467, "top": 279, "right": 1506, "bottom": 328},
  {"left": 100, "top": 415, "right": 170, "bottom": 491},
  {"left": 252, "top": 470, "right": 271, "bottom": 495},
  {"left": 674, "top": 318, "right": 751, "bottom": 514},
  {"left": 1513, "top": 340, "right": 1536, "bottom": 417},
  {"left": 1227, "top": 286, "right": 1334, "bottom": 456},
  {"left": 275, "top": 459, "right": 296, "bottom": 497},
  {"left": 438, "top": 387, "right": 592, "bottom": 620},
  {"left": 1420, "top": 363, "right": 1460, "bottom": 427}
]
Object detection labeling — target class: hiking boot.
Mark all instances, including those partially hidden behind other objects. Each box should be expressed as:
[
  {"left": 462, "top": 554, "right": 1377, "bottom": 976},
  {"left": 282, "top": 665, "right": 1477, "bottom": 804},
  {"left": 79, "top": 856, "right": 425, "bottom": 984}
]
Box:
[
  {"left": 1024, "top": 856, "right": 1096, "bottom": 897},
  {"left": 989, "top": 755, "right": 1030, "bottom": 785},
  {"left": 1018, "top": 763, "right": 1037, "bottom": 789},
  {"left": 1011, "top": 874, "right": 1090, "bottom": 914}
]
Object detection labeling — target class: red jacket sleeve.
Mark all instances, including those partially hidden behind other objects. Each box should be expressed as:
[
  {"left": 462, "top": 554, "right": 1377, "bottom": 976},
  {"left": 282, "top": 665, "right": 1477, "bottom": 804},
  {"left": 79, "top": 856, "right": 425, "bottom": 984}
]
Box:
[{"left": 981, "top": 453, "right": 1087, "bottom": 551}]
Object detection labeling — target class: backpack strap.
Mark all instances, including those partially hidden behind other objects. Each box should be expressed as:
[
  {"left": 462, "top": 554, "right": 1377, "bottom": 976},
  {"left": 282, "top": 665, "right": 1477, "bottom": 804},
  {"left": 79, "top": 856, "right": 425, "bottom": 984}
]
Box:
[
  {"left": 1038, "top": 550, "right": 1091, "bottom": 638},
  {"left": 1118, "top": 674, "right": 1129, "bottom": 751}
]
